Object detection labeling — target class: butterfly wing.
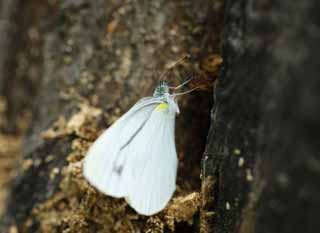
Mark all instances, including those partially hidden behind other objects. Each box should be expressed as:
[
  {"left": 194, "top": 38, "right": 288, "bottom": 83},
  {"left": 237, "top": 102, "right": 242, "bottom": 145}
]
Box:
[
  {"left": 83, "top": 97, "right": 162, "bottom": 198},
  {"left": 120, "top": 102, "right": 178, "bottom": 215}
]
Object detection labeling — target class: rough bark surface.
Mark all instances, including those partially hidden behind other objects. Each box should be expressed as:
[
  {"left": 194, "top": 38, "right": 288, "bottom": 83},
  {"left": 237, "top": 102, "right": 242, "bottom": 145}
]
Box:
[
  {"left": 1, "top": 0, "right": 320, "bottom": 233},
  {"left": 202, "top": 0, "right": 261, "bottom": 232},
  {"left": 203, "top": 0, "right": 320, "bottom": 233},
  {"left": 1, "top": 0, "right": 223, "bottom": 232},
  {"left": 0, "top": 0, "right": 22, "bottom": 132},
  {"left": 252, "top": 1, "right": 320, "bottom": 233}
]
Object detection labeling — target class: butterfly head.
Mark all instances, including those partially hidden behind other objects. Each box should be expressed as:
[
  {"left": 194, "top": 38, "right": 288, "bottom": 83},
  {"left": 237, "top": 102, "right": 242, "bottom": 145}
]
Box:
[
  {"left": 153, "top": 81, "right": 179, "bottom": 114},
  {"left": 153, "top": 81, "right": 169, "bottom": 98}
]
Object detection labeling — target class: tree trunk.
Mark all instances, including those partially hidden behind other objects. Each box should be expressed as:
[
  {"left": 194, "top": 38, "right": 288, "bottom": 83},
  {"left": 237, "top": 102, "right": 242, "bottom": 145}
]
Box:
[
  {"left": 202, "top": 0, "right": 320, "bottom": 233},
  {"left": 1, "top": 0, "right": 319, "bottom": 233},
  {"left": 1, "top": 0, "right": 222, "bottom": 232}
]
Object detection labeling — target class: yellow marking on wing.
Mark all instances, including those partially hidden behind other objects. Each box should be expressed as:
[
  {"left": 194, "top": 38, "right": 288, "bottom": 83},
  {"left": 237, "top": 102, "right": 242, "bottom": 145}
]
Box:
[{"left": 155, "top": 103, "right": 168, "bottom": 112}]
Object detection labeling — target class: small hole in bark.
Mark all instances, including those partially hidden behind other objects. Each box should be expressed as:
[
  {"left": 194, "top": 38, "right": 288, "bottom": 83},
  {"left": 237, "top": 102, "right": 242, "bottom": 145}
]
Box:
[{"left": 175, "top": 221, "right": 196, "bottom": 233}]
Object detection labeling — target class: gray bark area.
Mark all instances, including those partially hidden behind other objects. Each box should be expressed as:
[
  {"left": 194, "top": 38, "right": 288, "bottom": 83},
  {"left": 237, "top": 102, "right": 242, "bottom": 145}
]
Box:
[
  {"left": 0, "top": 0, "right": 22, "bottom": 132},
  {"left": 1, "top": 0, "right": 320, "bottom": 233},
  {"left": 203, "top": 0, "right": 320, "bottom": 233},
  {"left": 252, "top": 1, "right": 320, "bottom": 233}
]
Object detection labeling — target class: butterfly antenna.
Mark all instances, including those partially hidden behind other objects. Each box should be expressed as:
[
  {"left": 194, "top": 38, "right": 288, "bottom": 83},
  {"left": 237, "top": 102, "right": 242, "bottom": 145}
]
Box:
[
  {"left": 160, "top": 54, "right": 191, "bottom": 81},
  {"left": 172, "top": 86, "right": 199, "bottom": 96},
  {"left": 169, "top": 76, "right": 195, "bottom": 90}
]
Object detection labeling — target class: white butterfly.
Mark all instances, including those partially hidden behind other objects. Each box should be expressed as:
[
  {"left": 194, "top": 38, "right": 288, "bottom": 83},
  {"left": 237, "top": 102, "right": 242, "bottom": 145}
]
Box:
[{"left": 83, "top": 81, "right": 181, "bottom": 215}]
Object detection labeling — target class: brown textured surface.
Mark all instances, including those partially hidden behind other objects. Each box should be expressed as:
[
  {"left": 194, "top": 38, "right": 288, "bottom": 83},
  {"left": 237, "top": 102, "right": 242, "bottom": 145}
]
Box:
[
  {"left": 0, "top": 0, "right": 223, "bottom": 232},
  {"left": 1, "top": 0, "right": 320, "bottom": 233}
]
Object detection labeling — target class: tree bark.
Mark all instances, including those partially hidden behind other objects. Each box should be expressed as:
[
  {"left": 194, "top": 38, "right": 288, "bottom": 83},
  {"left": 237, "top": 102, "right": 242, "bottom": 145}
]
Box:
[
  {"left": 1, "top": 0, "right": 320, "bottom": 233},
  {"left": 203, "top": 0, "right": 320, "bottom": 233},
  {"left": 1, "top": 0, "right": 223, "bottom": 232},
  {"left": 0, "top": 0, "right": 21, "bottom": 132},
  {"left": 250, "top": 1, "right": 320, "bottom": 233}
]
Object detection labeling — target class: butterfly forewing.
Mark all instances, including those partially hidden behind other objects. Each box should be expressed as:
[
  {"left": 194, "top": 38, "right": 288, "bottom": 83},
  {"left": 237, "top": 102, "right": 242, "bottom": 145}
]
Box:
[{"left": 83, "top": 97, "right": 162, "bottom": 197}]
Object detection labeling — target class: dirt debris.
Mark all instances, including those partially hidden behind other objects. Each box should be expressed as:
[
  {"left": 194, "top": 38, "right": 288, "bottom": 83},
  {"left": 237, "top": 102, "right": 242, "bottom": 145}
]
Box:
[{"left": 31, "top": 100, "right": 202, "bottom": 233}]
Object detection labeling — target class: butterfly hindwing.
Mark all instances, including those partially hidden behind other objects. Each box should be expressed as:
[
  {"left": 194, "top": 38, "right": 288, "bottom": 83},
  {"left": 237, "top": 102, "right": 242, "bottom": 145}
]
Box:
[{"left": 121, "top": 104, "right": 178, "bottom": 215}]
